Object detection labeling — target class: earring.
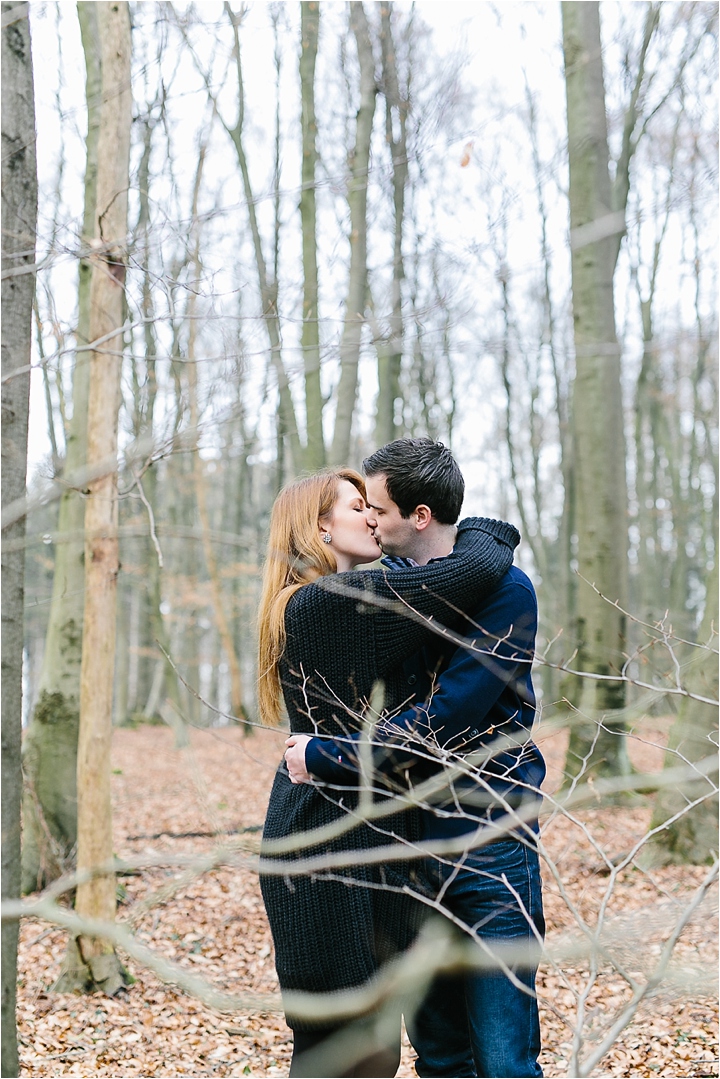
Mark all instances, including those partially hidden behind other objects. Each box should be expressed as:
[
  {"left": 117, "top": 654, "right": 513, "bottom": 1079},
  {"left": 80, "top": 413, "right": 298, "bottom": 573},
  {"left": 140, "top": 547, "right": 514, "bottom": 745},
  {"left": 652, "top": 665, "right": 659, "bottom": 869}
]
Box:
[{"left": 322, "top": 533, "right": 332, "bottom": 544}]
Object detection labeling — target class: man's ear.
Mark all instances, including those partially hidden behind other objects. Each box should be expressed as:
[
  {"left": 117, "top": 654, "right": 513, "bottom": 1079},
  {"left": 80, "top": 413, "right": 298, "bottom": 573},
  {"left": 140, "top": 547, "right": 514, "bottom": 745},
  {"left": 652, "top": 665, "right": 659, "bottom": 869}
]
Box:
[{"left": 414, "top": 504, "right": 433, "bottom": 531}]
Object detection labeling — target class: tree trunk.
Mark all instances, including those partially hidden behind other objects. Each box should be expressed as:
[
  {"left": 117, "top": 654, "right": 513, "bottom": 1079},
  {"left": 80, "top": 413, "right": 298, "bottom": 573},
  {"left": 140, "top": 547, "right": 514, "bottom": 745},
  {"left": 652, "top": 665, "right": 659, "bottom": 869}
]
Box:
[
  {"left": 135, "top": 113, "right": 183, "bottom": 727},
  {"left": 643, "top": 556, "right": 718, "bottom": 865},
  {"left": 144, "top": 460, "right": 184, "bottom": 722},
  {"left": 224, "top": 2, "right": 302, "bottom": 475},
  {"left": 299, "top": 2, "right": 325, "bottom": 470},
  {"left": 187, "top": 343, "right": 248, "bottom": 729},
  {"left": 185, "top": 140, "right": 248, "bottom": 729},
  {"left": 55, "top": 0, "right": 131, "bottom": 997},
  {"left": 330, "top": 1, "right": 377, "bottom": 465},
  {"left": 1, "top": 2, "right": 37, "bottom": 1071},
  {"left": 374, "top": 2, "right": 407, "bottom": 447},
  {"left": 21, "top": 0, "right": 100, "bottom": 894},
  {"left": 525, "top": 77, "right": 574, "bottom": 702},
  {"left": 561, "top": 2, "right": 632, "bottom": 781},
  {"left": 113, "top": 587, "right": 129, "bottom": 725}
]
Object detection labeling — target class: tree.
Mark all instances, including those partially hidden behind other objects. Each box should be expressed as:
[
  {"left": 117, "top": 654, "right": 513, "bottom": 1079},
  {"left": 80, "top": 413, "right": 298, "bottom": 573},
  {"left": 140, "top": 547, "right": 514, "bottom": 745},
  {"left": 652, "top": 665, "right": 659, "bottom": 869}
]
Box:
[
  {"left": 373, "top": 1, "right": 409, "bottom": 448},
  {"left": 21, "top": 0, "right": 100, "bottom": 894},
  {"left": 644, "top": 555, "right": 719, "bottom": 864},
  {"left": 471, "top": 5, "right": 715, "bottom": 724},
  {"left": 127, "top": 102, "right": 184, "bottom": 730},
  {"left": 184, "top": 138, "right": 249, "bottom": 727},
  {"left": 55, "top": 0, "right": 132, "bottom": 996},
  {"left": 1, "top": 1, "right": 37, "bottom": 1070},
  {"left": 299, "top": 1, "right": 325, "bottom": 470},
  {"left": 330, "top": 0, "right": 378, "bottom": 465},
  {"left": 561, "top": 2, "right": 659, "bottom": 780},
  {"left": 222, "top": 0, "right": 303, "bottom": 477},
  {"left": 622, "top": 4, "right": 718, "bottom": 657}
]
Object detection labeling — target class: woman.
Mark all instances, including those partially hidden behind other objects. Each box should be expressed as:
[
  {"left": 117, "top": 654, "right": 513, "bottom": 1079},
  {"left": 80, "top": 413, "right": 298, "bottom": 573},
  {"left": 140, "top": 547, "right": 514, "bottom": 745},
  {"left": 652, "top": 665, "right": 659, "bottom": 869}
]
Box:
[{"left": 257, "top": 468, "right": 518, "bottom": 1077}]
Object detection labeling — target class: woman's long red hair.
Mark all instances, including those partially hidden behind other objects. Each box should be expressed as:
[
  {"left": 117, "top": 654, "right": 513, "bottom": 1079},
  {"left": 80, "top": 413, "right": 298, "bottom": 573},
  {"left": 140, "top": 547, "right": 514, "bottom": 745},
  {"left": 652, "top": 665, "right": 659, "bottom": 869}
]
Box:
[{"left": 257, "top": 468, "right": 366, "bottom": 726}]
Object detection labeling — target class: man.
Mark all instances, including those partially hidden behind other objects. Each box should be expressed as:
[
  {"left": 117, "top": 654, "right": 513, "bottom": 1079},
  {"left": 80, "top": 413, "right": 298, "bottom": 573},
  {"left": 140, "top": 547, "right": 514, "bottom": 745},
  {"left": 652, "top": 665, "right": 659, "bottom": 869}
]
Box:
[{"left": 285, "top": 438, "right": 546, "bottom": 1078}]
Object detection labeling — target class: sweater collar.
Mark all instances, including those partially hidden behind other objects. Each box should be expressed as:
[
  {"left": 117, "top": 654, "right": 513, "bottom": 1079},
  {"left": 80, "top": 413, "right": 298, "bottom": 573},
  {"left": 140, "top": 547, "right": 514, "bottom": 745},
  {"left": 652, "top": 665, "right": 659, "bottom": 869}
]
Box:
[
  {"left": 458, "top": 517, "right": 520, "bottom": 550},
  {"left": 381, "top": 518, "right": 520, "bottom": 570}
]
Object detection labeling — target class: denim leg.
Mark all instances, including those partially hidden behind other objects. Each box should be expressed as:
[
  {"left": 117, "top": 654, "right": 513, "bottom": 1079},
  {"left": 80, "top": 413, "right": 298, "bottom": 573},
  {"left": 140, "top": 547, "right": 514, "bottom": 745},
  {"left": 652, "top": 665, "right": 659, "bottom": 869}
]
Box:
[
  {"left": 412, "top": 840, "right": 544, "bottom": 1079},
  {"left": 408, "top": 971, "right": 475, "bottom": 1078},
  {"left": 464, "top": 964, "right": 542, "bottom": 1078}
]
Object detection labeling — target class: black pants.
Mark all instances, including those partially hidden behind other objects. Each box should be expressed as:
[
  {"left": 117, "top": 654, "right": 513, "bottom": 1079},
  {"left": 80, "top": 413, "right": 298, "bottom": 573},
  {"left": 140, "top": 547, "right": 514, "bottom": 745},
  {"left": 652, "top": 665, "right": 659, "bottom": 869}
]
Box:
[{"left": 290, "top": 1020, "right": 401, "bottom": 1078}]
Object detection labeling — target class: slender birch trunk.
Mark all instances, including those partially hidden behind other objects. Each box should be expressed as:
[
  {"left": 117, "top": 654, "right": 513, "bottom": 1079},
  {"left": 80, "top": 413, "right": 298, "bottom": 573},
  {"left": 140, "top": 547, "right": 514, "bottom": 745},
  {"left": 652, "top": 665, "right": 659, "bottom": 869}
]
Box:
[
  {"left": 56, "top": 0, "right": 132, "bottom": 996},
  {"left": 330, "top": 1, "right": 377, "bottom": 465},
  {"left": 299, "top": 1, "right": 325, "bottom": 469},
  {"left": 2, "top": 3, "right": 37, "bottom": 1067},
  {"left": 21, "top": 0, "right": 100, "bottom": 894}
]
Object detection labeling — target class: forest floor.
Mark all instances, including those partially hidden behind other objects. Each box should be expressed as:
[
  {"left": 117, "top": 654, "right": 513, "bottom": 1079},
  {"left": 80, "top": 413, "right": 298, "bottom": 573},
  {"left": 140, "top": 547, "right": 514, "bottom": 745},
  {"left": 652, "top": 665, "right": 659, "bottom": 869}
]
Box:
[{"left": 16, "top": 718, "right": 718, "bottom": 1078}]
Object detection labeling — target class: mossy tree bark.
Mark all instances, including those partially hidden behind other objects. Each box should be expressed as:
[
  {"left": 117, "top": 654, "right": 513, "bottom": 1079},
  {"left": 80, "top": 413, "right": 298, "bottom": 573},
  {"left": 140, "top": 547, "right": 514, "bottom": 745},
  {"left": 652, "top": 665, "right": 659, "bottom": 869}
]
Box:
[
  {"left": 21, "top": 0, "right": 100, "bottom": 895},
  {"left": 55, "top": 0, "right": 132, "bottom": 997},
  {"left": 1, "top": 2, "right": 37, "bottom": 1071},
  {"left": 561, "top": 2, "right": 658, "bottom": 781}
]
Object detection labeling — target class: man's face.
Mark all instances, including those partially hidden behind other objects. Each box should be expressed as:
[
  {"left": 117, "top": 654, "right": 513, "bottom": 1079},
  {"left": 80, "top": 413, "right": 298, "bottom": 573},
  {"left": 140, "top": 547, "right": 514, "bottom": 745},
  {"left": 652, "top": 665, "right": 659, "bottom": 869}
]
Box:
[{"left": 364, "top": 474, "right": 419, "bottom": 558}]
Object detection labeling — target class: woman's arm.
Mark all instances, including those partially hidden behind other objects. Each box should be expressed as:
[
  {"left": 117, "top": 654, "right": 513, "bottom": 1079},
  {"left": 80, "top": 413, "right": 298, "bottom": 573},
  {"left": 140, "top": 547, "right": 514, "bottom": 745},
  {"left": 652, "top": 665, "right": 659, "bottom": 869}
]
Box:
[{"left": 314, "top": 517, "right": 519, "bottom": 674}]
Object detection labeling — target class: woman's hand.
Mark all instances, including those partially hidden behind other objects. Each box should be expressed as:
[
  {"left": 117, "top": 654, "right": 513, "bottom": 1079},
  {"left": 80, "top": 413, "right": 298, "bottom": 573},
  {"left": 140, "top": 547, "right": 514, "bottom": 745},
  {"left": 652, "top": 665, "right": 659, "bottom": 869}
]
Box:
[{"left": 285, "top": 734, "right": 313, "bottom": 784}]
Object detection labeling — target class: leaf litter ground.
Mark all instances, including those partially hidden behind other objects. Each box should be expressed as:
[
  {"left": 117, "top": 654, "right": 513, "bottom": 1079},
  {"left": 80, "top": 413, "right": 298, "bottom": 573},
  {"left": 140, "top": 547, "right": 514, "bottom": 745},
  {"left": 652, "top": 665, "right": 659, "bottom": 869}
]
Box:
[{"left": 17, "top": 720, "right": 718, "bottom": 1077}]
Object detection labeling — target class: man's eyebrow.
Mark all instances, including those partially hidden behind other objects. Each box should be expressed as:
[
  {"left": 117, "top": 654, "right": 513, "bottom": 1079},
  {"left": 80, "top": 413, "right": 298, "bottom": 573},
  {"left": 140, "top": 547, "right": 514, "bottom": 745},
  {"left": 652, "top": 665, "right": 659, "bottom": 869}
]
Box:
[{"left": 366, "top": 501, "right": 382, "bottom": 510}]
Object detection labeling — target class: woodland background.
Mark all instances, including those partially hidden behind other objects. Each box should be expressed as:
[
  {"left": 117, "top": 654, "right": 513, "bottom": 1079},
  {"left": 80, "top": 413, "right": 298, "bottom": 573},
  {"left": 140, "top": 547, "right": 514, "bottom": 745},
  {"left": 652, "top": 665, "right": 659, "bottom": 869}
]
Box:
[{"left": 1, "top": 1, "right": 718, "bottom": 1077}]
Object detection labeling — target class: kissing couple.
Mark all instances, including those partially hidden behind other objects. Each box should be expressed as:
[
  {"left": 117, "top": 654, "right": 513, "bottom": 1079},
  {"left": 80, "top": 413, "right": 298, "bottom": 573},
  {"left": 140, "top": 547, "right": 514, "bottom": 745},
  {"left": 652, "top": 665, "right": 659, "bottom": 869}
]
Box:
[{"left": 257, "top": 438, "right": 545, "bottom": 1079}]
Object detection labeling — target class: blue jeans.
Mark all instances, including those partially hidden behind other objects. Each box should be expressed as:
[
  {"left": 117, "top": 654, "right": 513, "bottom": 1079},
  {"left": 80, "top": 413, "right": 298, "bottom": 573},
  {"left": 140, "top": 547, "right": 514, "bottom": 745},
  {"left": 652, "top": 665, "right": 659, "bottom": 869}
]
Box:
[{"left": 408, "top": 838, "right": 544, "bottom": 1078}]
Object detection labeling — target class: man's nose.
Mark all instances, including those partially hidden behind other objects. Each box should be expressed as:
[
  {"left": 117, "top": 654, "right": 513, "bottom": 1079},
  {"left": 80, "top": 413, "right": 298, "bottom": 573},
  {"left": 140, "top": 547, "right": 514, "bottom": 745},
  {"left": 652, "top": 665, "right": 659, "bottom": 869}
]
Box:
[{"left": 365, "top": 507, "right": 378, "bottom": 527}]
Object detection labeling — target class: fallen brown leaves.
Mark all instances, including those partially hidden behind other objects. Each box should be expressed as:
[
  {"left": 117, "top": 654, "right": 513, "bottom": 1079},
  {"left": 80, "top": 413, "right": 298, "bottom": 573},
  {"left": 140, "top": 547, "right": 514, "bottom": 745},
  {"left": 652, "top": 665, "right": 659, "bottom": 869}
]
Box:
[
  {"left": 535, "top": 721, "right": 718, "bottom": 1079},
  {"left": 16, "top": 722, "right": 718, "bottom": 1078}
]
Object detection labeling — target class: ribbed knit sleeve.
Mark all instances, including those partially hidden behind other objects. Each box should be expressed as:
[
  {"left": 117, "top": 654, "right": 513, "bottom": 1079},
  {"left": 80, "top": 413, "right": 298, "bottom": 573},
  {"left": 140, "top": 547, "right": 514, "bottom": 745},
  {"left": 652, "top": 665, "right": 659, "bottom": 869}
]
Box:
[
  {"left": 312, "top": 517, "right": 519, "bottom": 675},
  {"left": 279, "top": 517, "right": 519, "bottom": 740}
]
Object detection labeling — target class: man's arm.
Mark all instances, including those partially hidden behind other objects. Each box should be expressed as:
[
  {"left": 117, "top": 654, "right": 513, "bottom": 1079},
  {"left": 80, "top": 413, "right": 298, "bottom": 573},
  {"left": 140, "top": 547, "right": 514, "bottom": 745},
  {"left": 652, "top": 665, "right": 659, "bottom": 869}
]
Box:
[{"left": 286, "top": 577, "right": 537, "bottom": 785}]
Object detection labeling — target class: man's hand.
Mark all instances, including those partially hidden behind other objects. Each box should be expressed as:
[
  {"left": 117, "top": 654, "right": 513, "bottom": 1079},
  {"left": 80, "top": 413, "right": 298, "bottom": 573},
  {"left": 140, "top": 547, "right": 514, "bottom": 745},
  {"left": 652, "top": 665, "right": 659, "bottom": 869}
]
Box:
[{"left": 285, "top": 734, "right": 313, "bottom": 784}]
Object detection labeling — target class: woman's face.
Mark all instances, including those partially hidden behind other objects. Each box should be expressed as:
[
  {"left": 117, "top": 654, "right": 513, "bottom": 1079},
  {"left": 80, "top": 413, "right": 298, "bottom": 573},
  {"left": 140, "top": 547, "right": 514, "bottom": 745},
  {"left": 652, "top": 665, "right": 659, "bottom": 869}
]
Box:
[{"left": 320, "top": 479, "right": 381, "bottom": 571}]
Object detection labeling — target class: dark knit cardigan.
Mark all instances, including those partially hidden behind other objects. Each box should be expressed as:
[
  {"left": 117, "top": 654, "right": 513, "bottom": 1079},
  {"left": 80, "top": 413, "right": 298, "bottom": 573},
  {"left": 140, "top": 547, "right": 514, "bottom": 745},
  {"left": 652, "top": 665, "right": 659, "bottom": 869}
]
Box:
[{"left": 259, "top": 517, "right": 519, "bottom": 1028}]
